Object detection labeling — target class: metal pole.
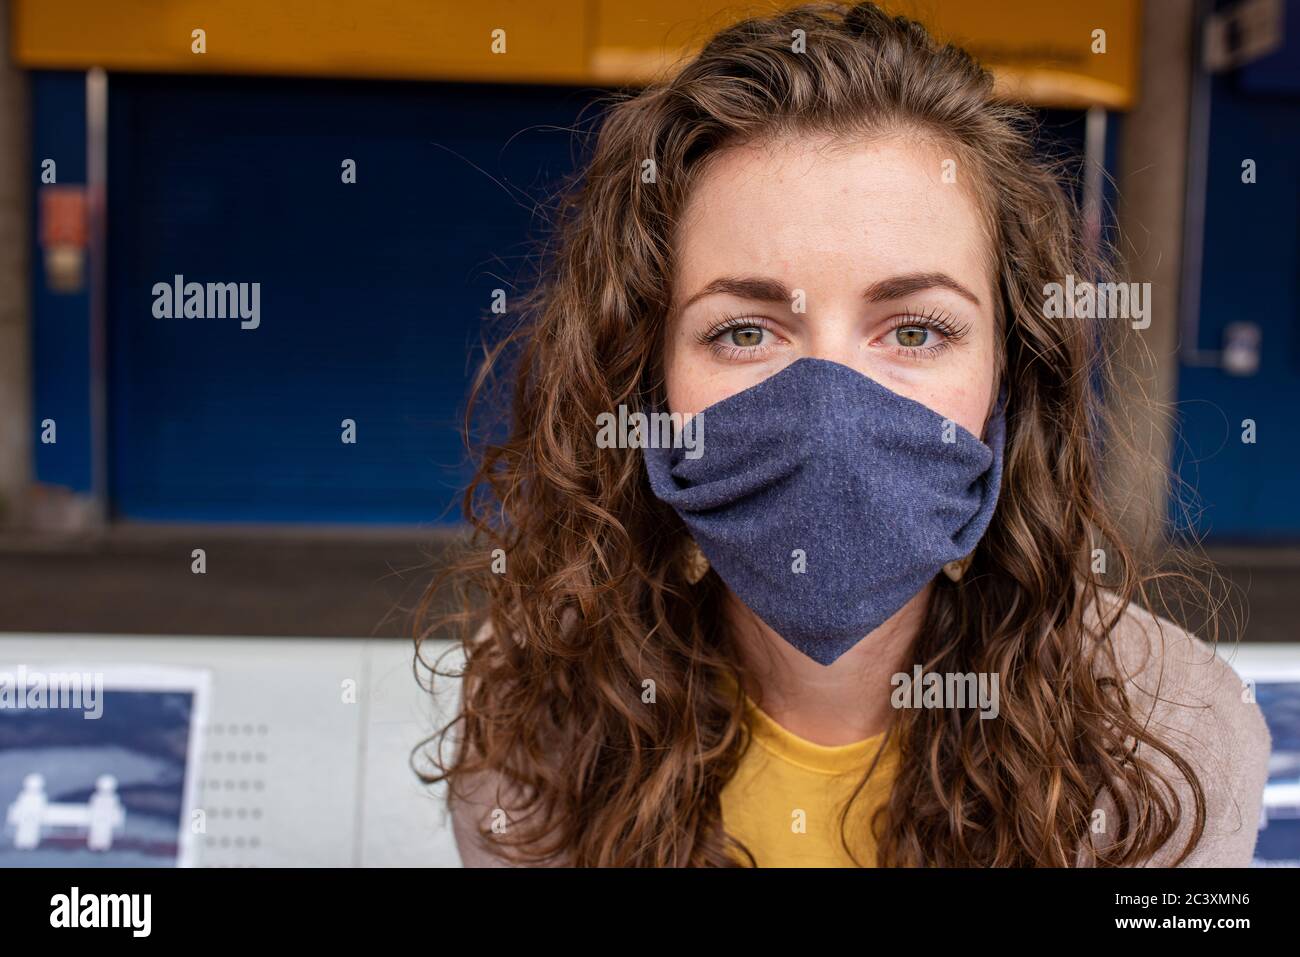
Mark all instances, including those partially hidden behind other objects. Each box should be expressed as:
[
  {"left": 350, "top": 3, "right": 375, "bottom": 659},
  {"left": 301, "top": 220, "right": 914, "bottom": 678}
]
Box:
[{"left": 86, "top": 67, "right": 109, "bottom": 525}]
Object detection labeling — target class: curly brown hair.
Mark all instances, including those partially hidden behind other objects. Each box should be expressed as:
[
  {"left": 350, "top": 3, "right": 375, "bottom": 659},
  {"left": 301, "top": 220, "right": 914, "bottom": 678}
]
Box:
[{"left": 415, "top": 0, "right": 1226, "bottom": 866}]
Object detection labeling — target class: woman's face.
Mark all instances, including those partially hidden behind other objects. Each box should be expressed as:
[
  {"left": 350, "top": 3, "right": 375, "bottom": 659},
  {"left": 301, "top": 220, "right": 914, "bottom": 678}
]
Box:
[{"left": 665, "top": 133, "right": 998, "bottom": 437}]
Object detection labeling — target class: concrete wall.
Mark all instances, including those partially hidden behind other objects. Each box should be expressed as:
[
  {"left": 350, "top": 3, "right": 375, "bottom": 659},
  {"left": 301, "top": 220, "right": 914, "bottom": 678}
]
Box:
[{"left": 1107, "top": 0, "right": 1195, "bottom": 555}]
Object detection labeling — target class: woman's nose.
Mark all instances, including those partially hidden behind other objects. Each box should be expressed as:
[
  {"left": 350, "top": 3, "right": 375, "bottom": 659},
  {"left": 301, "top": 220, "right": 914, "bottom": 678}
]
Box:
[{"left": 803, "top": 321, "right": 865, "bottom": 374}]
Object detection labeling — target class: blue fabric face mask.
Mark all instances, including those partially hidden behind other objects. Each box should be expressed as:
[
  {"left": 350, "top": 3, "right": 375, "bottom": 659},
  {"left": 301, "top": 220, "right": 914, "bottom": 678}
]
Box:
[{"left": 643, "top": 357, "right": 1007, "bottom": 666}]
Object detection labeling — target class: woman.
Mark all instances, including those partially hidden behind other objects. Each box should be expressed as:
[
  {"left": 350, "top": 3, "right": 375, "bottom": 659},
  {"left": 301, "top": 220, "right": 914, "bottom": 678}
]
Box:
[{"left": 417, "top": 1, "right": 1271, "bottom": 867}]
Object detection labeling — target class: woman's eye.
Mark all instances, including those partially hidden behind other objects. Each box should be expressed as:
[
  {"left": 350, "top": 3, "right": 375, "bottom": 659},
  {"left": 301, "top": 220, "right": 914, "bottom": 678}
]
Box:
[
  {"left": 695, "top": 318, "right": 778, "bottom": 360},
  {"left": 728, "top": 326, "right": 764, "bottom": 347},
  {"left": 893, "top": 325, "right": 930, "bottom": 348}
]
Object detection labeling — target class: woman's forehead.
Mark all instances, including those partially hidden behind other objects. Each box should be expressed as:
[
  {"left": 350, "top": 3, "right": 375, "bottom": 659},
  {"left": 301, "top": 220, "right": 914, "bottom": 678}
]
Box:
[{"left": 673, "top": 134, "right": 995, "bottom": 306}]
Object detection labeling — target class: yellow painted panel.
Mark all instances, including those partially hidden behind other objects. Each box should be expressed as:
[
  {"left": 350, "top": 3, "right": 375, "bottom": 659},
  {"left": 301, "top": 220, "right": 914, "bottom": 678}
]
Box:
[
  {"left": 591, "top": 0, "right": 1140, "bottom": 108},
  {"left": 589, "top": 0, "right": 775, "bottom": 82},
  {"left": 12, "top": 0, "right": 1138, "bottom": 107},
  {"left": 891, "top": 0, "right": 1140, "bottom": 109},
  {"left": 12, "top": 0, "right": 589, "bottom": 83}
]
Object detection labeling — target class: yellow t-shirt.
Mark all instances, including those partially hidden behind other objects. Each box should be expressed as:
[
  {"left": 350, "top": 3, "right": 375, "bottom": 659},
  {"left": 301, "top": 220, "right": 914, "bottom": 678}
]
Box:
[{"left": 719, "top": 678, "right": 899, "bottom": 867}]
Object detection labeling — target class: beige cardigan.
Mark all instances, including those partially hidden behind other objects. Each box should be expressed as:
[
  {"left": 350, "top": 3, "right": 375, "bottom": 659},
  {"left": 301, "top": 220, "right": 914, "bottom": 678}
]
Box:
[{"left": 449, "top": 594, "right": 1272, "bottom": 867}]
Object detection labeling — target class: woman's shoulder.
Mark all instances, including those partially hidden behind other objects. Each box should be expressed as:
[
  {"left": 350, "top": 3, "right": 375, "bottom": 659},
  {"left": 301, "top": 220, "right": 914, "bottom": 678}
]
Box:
[{"left": 1082, "top": 590, "right": 1272, "bottom": 866}]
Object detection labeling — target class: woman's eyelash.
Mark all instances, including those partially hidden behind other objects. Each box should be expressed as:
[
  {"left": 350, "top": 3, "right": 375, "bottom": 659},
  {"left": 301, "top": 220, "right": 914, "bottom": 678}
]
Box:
[
  {"left": 885, "top": 307, "right": 970, "bottom": 342},
  {"left": 695, "top": 312, "right": 771, "bottom": 345}
]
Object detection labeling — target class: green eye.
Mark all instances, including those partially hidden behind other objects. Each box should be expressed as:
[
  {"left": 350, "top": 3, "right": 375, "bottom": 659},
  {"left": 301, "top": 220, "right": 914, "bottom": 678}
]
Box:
[
  {"left": 729, "top": 327, "right": 764, "bottom": 347},
  {"left": 894, "top": 326, "right": 929, "bottom": 347}
]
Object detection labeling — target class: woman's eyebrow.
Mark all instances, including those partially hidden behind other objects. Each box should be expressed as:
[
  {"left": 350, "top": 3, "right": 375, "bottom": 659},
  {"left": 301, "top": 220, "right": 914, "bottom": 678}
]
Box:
[
  {"left": 677, "top": 276, "right": 792, "bottom": 314},
  {"left": 864, "top": 272, "right": 981, "bottom": 307},
  {"left": 675, "top": 271, "right": 981, "bottom": 316}
]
